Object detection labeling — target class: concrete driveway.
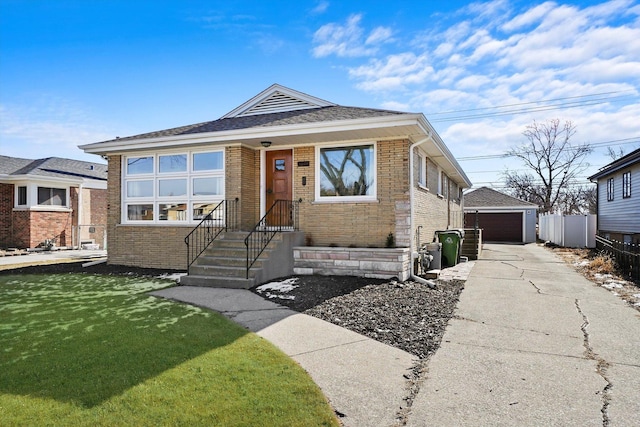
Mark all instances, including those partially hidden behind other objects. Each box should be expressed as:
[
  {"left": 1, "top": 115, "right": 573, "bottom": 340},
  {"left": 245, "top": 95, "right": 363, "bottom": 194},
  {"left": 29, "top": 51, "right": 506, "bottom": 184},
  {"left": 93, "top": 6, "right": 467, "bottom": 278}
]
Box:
[{"left": 408, "top": 243, "right": 640, "bottom": 427}]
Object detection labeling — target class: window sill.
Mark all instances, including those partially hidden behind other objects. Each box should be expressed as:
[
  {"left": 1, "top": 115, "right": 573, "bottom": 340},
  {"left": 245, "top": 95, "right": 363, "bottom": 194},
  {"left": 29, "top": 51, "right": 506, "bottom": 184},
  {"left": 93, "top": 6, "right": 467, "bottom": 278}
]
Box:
[
  {"left": 312, "top": 198, "right": 380, "bottom": 204},
  {"left": 13, "top": 206, "right": 72, "bottom": 212},
  {"left": 437, "top": 193, "right": 445, "bottom": 199}
]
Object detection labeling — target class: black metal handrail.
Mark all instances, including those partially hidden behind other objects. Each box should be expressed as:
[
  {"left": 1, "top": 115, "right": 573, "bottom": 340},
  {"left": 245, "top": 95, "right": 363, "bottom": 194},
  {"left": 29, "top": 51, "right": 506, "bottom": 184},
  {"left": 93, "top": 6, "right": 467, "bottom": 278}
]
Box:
[
  {"left": 244, "top": 200, "right": 299, "bottom": 278},
  {"left": 185, "top": 198, "right": 239, "bottom": 271}
]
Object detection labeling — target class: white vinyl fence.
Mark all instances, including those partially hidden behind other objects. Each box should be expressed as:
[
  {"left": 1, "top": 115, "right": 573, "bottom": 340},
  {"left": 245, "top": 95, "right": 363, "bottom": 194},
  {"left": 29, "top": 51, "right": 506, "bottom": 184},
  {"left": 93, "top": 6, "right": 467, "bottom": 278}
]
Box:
[{"left": 539, "top": 213, "right": 597, "bottom": 248}]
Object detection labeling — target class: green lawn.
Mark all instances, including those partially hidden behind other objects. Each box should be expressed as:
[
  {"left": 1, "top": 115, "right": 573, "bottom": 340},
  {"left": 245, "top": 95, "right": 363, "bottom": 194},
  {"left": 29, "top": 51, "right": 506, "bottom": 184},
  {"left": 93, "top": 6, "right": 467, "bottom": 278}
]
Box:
[{"left": 0, "top": 273, "right": 338, "bottom": 426}]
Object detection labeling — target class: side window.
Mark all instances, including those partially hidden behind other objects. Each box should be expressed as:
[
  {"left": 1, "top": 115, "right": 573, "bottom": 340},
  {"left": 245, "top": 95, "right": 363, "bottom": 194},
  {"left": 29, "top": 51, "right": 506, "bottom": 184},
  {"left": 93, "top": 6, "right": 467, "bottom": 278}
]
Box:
[
  {"left": 607, "top": 178, "right": 614, "bottom": 201},
  {"left": 622, "top": 171, "right": 631, "bottom": 198},
  {"left": 37, "top": 187, "right": 66, "bottom": 206},
  {"left": 17, "top": 186, "right": 27, "bottom": 206}
]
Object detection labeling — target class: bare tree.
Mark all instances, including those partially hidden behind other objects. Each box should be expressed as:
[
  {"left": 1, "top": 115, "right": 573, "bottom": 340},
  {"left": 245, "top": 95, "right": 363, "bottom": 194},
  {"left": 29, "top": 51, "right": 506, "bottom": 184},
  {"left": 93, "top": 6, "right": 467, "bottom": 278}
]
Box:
[
  {"left": 606, "top": 146, "right": 625, "bottom": 161},
  {"left": 557, "top": 184, "right": 597, "bottom": 214},
  {"left": 503, "top": 119, "right": 593, "bottom": 214}
]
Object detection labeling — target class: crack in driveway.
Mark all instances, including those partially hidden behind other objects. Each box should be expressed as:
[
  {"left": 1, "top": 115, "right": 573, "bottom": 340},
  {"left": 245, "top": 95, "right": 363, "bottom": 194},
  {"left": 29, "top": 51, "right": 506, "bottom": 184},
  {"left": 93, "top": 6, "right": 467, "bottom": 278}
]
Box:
[{"left": 575, "top": 299, "right": 613, "bottom": 427}]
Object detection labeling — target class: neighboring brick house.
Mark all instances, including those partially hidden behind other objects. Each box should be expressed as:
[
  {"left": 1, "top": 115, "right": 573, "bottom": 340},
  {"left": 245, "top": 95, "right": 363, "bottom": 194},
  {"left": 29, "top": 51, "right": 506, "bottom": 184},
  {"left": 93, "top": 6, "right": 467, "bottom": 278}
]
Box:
[
  {"left": 80, "top": 84, "right": 471, "bottom": 284},
  {"left": 588, "top": 148, "right": 640, "bottom": 244},
  {"left": 0, "top": 156, "right": 107, "bottom": 250}
]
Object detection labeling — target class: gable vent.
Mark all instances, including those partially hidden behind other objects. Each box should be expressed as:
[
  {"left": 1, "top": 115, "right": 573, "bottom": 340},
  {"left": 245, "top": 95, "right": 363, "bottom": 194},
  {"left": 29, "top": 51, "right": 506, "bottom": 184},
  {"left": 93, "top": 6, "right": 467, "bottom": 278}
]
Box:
[{"left": 236, "top": 92, "right": 319, "bottom": 117}]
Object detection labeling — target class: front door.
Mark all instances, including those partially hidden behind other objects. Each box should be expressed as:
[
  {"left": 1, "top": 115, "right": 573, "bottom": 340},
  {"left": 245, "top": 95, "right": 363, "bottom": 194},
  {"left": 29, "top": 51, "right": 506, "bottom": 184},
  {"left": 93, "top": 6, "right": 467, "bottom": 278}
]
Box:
[{"left": 265, "top": 149, "right": 293, "bottom": 226}]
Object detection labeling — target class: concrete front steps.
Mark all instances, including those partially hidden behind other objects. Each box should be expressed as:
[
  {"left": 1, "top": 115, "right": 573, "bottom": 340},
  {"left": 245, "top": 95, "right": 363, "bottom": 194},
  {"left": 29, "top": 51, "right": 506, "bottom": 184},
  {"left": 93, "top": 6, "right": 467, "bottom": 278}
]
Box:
[{"left": 180, "top": 231, "right": 304, "bottom": 289}]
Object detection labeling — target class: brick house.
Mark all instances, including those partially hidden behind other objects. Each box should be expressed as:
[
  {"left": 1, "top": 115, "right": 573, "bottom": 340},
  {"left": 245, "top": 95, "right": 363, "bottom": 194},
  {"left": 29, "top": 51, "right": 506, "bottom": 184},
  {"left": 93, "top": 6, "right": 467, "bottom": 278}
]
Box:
[
  {"left": 80, "top": 84, "right": 471, "bottom": 286},
  {"left": 0, "top": 156, "right": 107, "bottom": 250}
]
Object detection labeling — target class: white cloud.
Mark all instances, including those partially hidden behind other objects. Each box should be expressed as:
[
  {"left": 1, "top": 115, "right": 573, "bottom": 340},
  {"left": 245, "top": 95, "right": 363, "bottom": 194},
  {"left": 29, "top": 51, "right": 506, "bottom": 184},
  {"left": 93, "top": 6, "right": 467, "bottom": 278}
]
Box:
[
  {"left": 502, "top": 1, "right": 556, "bottom": 31},
  {"left": 311, "top": 1, "right": 330, "bottom": 15},
  {"left": 312, "top": 14, "right": 393, "bottom": 58},
  {"left": 311, "top": 1, "right": 640, "bottom": 187},
  {"left": 0, "top": 97, "right": 113, "bottom": 162}
]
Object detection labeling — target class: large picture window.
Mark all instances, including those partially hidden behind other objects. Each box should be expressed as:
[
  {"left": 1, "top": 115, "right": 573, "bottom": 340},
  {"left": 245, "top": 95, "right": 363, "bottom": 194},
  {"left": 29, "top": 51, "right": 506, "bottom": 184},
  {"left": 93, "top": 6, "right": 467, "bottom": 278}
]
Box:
[
  {"left": 317, "top": 143, "right": 375, "bottom": 200},
  {"left": 123, "top": 150, "right": 224, "bottom": 223}
]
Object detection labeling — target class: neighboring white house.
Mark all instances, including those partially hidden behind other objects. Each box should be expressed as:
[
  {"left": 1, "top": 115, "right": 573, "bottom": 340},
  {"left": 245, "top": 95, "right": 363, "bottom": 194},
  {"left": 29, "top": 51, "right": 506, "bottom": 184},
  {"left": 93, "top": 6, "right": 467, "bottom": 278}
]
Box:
[{"left": 464, "top": 186, "right": 537, "bottom": 243}]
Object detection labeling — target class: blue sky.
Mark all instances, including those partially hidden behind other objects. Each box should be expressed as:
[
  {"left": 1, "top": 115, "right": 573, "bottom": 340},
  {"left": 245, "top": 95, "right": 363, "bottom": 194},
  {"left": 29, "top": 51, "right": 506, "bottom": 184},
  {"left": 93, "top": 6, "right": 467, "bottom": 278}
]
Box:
[{"left": 1, "top": 0, "right": 639, "bottom": 190}]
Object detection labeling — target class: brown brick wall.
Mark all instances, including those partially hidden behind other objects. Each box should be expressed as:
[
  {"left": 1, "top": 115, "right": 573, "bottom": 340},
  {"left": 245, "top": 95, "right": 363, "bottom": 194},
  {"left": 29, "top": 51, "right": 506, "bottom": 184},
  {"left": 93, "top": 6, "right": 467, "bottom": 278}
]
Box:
[
  {"left": 413, "top": 150, "right": 463, "bottom": 248},
  {"left": 107, "top": 225, "right": 191, "bottom": 269},
  {"left": 1, "top": 182, "right": 78, "bottom": 249},
  {"left": 104, "top": 141, "right": 463, "bottom": 267},
  {"left": 0, "top": 183, "right": 13, "bottom": 247},
  {"left": 21, "top": 210, "right": 73, "bottom": 248},
  {"left": 11, "top": 210, "right": 30, "bottom": 248},
  {"left": 226, "top": 146, "right": 259, "bottom": 229},
  {"left": 294, "top": 140, "right": 409, "bottom": 248}
]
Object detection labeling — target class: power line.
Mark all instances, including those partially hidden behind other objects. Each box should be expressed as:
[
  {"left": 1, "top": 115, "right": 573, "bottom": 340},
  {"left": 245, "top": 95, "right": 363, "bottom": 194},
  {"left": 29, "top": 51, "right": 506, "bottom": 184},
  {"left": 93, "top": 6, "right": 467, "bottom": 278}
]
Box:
[
  {"left": 427, "top": 90, "right": 638, "bottom": 123},
  {"left": 457, "top": 137, "right": 640, "bottom": 161}
]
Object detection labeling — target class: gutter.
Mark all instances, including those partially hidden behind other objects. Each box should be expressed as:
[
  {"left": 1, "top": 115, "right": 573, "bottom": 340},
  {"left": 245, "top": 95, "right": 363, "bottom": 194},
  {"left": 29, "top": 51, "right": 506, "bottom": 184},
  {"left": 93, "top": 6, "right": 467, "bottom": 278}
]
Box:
[{"left": 409, "top": 135, "right": 437, "bottom": 289}]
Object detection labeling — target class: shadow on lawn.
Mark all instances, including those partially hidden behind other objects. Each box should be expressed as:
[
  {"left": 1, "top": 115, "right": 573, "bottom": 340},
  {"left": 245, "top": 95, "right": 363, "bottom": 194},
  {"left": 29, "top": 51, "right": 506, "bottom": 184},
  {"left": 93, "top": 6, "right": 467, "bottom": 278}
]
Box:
[{"left": 0, "top": 273, "right": 247, "bottom": 408}]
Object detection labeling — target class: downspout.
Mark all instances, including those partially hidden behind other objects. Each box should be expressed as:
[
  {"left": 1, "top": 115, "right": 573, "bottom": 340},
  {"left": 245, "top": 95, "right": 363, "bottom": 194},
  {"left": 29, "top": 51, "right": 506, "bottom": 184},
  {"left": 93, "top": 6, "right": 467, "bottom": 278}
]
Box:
[
  {"left": 409, "top": 136, "right": 437, "bottom": 289},
  {"left": 77, "top": 183, "right": 83, "bottom": 249}
]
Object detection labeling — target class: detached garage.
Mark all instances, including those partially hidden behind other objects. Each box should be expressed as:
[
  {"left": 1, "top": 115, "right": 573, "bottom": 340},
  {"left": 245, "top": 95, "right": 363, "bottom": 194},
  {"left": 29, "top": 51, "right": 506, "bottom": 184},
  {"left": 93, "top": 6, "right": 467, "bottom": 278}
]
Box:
[{"left": 464, "top": 187, "right": 537, "bottom": 243}]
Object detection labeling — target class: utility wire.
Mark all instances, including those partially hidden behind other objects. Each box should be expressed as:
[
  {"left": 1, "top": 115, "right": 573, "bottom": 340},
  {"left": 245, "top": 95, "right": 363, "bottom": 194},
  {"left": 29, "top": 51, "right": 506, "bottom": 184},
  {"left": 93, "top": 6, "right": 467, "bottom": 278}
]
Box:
[
  {"left": 457, "top": 137, "right": 640, "bottom": 161},
  {"left": 426, "top": 90, "right": 638, "bottom": 122}
]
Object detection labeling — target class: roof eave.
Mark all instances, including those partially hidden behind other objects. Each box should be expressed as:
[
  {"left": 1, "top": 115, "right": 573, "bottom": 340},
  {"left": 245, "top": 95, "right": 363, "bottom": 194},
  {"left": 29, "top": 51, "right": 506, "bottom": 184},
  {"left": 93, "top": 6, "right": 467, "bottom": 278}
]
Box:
[
  {"left": 415, "top": 116, "right": 472, "bottom": 188},
  {"left": 80, "top": 114, "right": 427, "bottom": 154}
]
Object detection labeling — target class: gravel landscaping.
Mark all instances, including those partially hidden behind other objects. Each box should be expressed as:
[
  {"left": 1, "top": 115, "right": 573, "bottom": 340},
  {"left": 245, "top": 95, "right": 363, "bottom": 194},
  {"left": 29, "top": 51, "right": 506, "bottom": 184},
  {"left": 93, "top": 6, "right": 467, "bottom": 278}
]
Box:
[{"left": 253, "top": 275, "right": 465, "bottom": 359}]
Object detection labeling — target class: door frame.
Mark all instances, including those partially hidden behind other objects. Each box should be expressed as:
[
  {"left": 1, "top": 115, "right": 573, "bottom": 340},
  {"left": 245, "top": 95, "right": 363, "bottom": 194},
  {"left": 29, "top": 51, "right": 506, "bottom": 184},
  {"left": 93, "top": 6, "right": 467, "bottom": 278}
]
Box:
[{"left": 260, "top": 148, "right": 294, "bottom": 219}]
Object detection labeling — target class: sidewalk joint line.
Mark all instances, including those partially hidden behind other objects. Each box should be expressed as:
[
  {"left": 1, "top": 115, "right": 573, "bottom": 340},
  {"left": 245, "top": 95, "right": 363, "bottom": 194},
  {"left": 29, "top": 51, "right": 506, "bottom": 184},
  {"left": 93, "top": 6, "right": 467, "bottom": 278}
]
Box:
[{"left": 288, "top": 338, "right": 371, "bottom": 357}]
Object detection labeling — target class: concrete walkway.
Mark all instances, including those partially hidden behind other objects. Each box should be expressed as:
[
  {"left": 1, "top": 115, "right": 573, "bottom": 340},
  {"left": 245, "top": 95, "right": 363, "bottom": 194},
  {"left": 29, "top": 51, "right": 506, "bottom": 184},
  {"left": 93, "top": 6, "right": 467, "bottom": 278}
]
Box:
[
  {"left": 409, "top": 243, "right": 640, "bottom": 427},
  {"left": 0, "top": 249, "right": 107, "bottom": 270}
]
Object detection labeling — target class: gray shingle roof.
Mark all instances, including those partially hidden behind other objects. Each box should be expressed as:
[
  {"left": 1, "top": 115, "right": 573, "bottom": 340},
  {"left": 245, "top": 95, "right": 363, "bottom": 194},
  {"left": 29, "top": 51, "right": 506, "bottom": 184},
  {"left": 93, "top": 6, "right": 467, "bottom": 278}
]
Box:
[
  {"left": 588, "top": 147, "right": 640, "bottom": 181},
  {"left": 0, "top": 155, "right": 107, "bottom": 181},
  {"left": 465, "top": 186, "right": 537, "bottom": 208},
  {"left": 98, "top": 105, "right": 406, "bottom": 144}
]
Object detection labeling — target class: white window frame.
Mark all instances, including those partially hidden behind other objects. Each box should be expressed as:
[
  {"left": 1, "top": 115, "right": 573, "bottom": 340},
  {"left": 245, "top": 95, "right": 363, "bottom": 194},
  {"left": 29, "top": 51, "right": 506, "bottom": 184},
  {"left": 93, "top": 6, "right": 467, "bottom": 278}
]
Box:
[
  {"left": 438, "top": 168, "right": 449, "bottom": 199},
  {"left": 622, "top": 171, "right": 631, "bottom": 199},
  {"left": 13, "top": 181, "right": 71, "bottom": 210},
  {"left": 315, "top": 141, "right": 377, "bottom": 202},
  {"left": 417, "top": 152, "right": 426, "bottom": 187},
  {"left": 122, "top": 149, "right": 225, "bottom": 224}
]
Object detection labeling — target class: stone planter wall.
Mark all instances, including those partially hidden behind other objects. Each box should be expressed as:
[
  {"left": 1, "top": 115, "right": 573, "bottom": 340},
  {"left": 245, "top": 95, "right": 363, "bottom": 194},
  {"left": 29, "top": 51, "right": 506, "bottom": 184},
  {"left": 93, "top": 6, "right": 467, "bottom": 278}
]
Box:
[{"left": 293, "top": 246, "right": 412, "bottom": 281}]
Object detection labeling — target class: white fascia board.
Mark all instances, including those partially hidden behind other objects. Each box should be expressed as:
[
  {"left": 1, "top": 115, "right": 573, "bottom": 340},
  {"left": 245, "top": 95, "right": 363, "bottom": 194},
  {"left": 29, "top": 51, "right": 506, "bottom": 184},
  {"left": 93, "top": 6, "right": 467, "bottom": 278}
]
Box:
[
  {"left": 80, "top": 114, "right": 427, "bottom": 154},
  {"left": 81, "top": 178, "right": 108, "bottom": 189},
  {"left": 416, "top": 115, "right": 472, "bottom": 188}
]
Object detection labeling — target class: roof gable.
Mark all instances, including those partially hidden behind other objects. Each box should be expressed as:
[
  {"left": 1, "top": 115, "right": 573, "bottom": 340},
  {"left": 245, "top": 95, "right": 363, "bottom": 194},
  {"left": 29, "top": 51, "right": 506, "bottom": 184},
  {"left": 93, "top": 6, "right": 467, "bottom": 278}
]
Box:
[
  {"left": 221, "top": 84, "right": 336, "bottom": 118},
  {"left": 465, "top": 186, "right": 537, "bottom": 208}
]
